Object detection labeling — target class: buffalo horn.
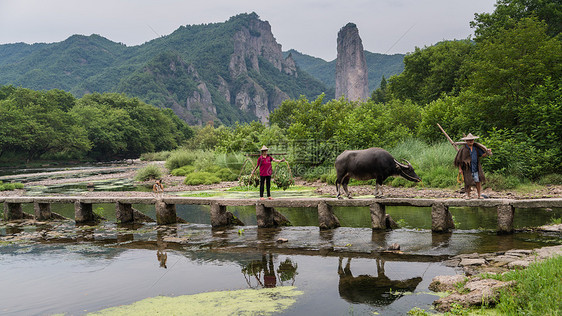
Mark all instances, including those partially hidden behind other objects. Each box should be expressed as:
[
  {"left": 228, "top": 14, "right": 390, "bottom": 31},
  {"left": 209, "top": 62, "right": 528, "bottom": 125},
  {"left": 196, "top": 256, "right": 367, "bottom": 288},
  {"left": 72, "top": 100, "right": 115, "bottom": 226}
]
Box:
[
  {"left": 402, "top": 159, "right": 412, "bottom": 167},
  {"left": 394, "top": 159, "right": 408, "bottom": 168}
]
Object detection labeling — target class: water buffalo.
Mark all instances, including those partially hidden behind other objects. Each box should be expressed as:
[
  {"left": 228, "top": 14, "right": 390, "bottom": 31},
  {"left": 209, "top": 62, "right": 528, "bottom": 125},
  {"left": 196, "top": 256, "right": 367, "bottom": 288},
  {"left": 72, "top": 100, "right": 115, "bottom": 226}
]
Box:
[{"left": 335, "top": 148, "right": 421, "bottom": 199}]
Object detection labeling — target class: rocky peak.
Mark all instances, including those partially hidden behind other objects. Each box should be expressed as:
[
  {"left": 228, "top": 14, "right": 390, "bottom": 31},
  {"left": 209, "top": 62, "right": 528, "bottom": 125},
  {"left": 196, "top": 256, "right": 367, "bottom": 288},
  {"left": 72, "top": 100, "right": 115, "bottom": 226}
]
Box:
[
  {"left": 229, "top": 14, "right": 297, "bottom": 78},
  {"left": 335, "top": 23, "right": 369, "bottom": 101}
]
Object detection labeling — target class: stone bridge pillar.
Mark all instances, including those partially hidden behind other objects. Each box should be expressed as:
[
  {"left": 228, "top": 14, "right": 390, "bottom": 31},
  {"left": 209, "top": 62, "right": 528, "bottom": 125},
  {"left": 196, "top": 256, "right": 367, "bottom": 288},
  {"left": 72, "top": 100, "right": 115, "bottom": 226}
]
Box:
[
  {"left": 3, "top": 202, "right": 23, "bottom": 221},
  {"left": 256, "top": 203, "right": 290, "bottom": 228},
  {"left": 431, "top": 202, "right": 455, "bottom": 233},
  {"left": 75, "top": 202, "right": 95, "bottom": 224},
  {"left": 370, "top": 203, "right": 386, "bottom": 230},
  {"left": 318, "top": 201, "right": 340, "bottom": 230},
  {"left": 497, "top": 204, "right": 515, "bottom": 234},
  {"left": 210, "top": 203, "right": 244, "bottom": 228},
  {"left": 116, "top": 202, "right": 134, "bottom": 223},
  {"left": 156, "top": 200, "right": 177, "bottom": 225},
  {"left": 34, "top": 202, "right": 52, "bottom": 220}
]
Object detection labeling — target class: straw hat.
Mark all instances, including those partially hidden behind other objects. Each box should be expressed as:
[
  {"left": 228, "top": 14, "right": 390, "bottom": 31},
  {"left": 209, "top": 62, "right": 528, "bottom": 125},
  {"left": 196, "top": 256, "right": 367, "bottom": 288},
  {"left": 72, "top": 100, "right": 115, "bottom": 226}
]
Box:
[
  {"left": 260, "top": 145, "right": 269, "bottom": 151},
  {"left": 461, "top": 133, "right": 480, "bottom": 141}
]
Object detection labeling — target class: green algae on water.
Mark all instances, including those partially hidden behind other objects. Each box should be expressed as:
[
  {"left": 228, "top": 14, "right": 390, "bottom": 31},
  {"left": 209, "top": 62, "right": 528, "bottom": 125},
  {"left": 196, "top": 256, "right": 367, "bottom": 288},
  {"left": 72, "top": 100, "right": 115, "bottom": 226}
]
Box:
[{"left": 89, "top": 286, "right": 303, "bottom": 315}]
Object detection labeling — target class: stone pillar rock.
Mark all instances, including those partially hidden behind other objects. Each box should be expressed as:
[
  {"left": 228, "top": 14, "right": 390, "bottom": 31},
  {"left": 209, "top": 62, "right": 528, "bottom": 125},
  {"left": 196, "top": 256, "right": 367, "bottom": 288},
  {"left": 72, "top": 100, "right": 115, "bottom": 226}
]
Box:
[{"left": 335, "top": 23, "right": 369, "bottom": 101}]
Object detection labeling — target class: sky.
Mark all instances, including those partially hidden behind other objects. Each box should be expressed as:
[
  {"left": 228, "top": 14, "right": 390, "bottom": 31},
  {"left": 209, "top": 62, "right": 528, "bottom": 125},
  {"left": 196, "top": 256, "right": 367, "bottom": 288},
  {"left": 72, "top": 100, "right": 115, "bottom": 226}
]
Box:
[{"left": 0, "top": 0, "right": 497, "bottom": 61}]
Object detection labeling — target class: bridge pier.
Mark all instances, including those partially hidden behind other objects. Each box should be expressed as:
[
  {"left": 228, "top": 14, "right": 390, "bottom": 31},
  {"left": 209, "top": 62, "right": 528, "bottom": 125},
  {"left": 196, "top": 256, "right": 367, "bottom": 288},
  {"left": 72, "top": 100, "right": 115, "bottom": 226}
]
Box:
[
  {"left": 3, "top": 202, "right": 23, "bottom": 221},
  {"left": 370, "top": 203, "right": 386, "bottom": 230},
  {"left": 156, "top": 200, "right": 177, "bottom": 225},
  {"left": 75, "top": 202, "right": 96, "bottom": 224},
  {"left": 34, "top": 202, "right": 52, "bottom": 220},
  {"left": 497, "top": 204, "right": 515, "bottom": 234},
  {"left": 256, "top": 204, "right": 290, "bottom": 228},
  {"left": 318, "top": 201, "right": 340, "bottom": 229},
  {"left": 210, "top": 203, "right": 244, "bottom": 227},
  {"left": 431, "top": 203, "right": 455, "bottom": 233},
  {"left": 116, "top": 202, "right": 134, "bottom": 223}
]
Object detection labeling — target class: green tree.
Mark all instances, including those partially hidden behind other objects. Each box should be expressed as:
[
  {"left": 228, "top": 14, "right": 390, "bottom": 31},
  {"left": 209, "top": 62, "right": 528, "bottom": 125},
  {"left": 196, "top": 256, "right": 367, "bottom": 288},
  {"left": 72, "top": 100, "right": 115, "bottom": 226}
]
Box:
[
  {"left": 388, "top": 40, "right": 473, "bottom": 105},
  {"left": 459, "top": 17, "right": 561, "bottom": 131},
  {"left": 471, "top": 0, "right": 562, "bottom": 39}
]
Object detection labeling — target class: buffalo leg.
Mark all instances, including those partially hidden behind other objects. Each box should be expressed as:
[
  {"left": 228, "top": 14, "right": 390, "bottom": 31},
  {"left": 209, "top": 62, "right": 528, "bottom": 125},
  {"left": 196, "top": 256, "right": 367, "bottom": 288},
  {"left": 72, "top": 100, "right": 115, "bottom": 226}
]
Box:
[
  {"left": 336, "top": 172, "right": 347, "bottom": 199},
  {"left": 375, "top": 180, "right": 384, "bottom": 197},
  {"left": 336, "top": 178, "right": 342, "bottom": 199},
  {"left": 342, "top": 177, "right": 352, "bottom": 199}
]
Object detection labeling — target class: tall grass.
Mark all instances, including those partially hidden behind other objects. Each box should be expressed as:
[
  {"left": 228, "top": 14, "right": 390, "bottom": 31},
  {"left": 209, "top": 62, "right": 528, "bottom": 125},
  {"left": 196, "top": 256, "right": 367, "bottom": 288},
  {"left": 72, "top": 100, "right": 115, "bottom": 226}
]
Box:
[
  {"left": 389, "top": 139, "right": 458, "bottom": 188},
  {"left": 164, "top": 149, "right": 215, "bottom": 171},
  {"left": 491, "top": 255, "right": 562, "bottom": 315}
]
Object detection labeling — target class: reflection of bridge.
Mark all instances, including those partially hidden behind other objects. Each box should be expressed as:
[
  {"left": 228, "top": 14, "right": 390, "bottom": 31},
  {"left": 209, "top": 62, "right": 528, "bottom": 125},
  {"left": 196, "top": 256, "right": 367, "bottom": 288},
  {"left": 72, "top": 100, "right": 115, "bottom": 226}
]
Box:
[{"left": 2, "top": 196, "right": 561, "bottom": 233}]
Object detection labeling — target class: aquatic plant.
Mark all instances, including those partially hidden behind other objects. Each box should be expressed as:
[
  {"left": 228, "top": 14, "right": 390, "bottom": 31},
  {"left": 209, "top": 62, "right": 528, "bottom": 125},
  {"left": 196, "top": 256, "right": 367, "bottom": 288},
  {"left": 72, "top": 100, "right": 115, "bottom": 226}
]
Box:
[{"left": 89, "top": 286, "right": 303, "bottom": 315}]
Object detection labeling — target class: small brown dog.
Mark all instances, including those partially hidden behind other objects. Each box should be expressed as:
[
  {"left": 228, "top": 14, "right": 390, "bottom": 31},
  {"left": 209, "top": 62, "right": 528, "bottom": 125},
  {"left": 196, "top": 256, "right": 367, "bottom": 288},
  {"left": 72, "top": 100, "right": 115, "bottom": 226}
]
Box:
[{"left": 153, "top": 179, "right": 164, "bottom": 193}]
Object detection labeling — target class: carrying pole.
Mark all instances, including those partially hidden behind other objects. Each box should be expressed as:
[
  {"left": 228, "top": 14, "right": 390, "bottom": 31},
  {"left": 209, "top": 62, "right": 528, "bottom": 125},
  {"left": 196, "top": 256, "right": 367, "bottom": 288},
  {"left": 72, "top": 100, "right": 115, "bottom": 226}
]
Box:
[{"left": 437, "top": 123, "right": 459, "bottom": 151}]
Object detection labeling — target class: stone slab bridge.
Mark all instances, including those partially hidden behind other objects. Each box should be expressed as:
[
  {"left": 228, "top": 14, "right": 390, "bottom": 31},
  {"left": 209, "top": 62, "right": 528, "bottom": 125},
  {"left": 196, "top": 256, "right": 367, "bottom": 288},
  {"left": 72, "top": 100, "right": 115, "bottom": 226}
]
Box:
[{"left": 2, "top": 196, "right": 561, "bottom": 234}]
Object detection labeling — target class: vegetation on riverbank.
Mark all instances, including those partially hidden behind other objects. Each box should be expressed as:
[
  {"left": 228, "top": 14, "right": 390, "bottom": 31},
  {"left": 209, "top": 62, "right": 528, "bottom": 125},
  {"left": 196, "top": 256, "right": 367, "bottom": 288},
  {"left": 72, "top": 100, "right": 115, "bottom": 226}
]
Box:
[
  {"left": 0, "top": 181, "right": 24, "bottom": 191},
  {"left": 407, "top": 255, "right": 562, "bottom": 315}
]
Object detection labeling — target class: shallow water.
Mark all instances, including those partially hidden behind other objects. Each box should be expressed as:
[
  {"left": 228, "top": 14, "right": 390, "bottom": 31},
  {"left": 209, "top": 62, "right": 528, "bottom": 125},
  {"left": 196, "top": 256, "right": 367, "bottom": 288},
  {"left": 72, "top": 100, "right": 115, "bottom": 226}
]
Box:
[{"left": 2, "top": 203, "right": 561, "bottom": 315}]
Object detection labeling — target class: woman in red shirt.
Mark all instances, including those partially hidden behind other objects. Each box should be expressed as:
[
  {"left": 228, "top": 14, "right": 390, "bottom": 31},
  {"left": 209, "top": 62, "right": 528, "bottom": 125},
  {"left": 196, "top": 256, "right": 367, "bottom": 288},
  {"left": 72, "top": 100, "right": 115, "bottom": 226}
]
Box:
[{"left": 251, "top": 145, "right": 285, "bottom": 200}]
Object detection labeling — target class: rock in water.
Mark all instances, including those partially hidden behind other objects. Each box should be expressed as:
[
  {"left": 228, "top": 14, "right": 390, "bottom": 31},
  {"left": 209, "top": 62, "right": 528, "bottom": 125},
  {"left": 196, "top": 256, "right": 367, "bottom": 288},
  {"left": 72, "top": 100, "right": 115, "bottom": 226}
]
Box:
[{"left": 335, "top": 23, "right": 369, "bottom": 101}]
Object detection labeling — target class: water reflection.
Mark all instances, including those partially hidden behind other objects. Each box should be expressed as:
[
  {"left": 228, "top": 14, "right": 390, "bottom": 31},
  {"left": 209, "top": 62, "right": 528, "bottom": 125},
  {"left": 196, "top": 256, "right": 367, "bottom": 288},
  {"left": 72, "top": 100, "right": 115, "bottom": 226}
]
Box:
[
  {"left": 241, "top": 253, "right": 298, "bottom": 288},
  {"left": 337, "top": 257, "right": 422, "bottom": 306}
]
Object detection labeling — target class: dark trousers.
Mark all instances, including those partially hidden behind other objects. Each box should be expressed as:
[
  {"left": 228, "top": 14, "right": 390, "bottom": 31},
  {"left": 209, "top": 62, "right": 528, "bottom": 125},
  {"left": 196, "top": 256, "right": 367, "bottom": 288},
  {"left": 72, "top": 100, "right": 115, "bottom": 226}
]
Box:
[{"left": 260, "top": 176, "right": 271, "bottom": 197}]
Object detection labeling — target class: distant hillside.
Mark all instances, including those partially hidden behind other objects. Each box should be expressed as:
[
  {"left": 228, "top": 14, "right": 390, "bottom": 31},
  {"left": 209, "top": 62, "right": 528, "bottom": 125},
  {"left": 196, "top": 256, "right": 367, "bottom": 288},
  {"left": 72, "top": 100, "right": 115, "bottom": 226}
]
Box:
[
  {"left": 0, "top": 13, "right": 329, "bottom": 125},
  {"left": 285, "top": 49, "right": 405, "bottom": 91}
]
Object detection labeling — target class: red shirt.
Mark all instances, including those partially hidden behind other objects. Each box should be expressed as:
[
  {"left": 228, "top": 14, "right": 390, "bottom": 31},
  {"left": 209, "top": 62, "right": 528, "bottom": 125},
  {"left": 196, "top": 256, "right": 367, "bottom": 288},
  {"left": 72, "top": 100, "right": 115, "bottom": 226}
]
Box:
[{"left": 257, "top": 155, "right": 273, "bottom": 176}]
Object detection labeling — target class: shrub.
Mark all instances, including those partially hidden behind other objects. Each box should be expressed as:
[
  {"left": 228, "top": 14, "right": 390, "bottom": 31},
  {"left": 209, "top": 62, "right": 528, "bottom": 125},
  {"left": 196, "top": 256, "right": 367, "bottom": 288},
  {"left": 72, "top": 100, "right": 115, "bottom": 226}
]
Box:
[
  {"left": 165, "top": 150, "right": 199, "bottom": 170},
  {"left": 2, "top": 183, "right": 16, "bottom": 190},
  {"left": 0, "top": 182, "right": 23, "bottom": 191},
  {"left": 164, "top": 149, "right": 216, "bottom": 171},
  {"left": 171, "top": 165, "right": 196, "bottom": 176},
  {"left": 184, "top": 172, "right": 221, "bottom": 185},
  {"left": 215, "top": 168, "right": 239, "bottom": 181},
  {"left": 134, "top": 164, "right": 163, "bottom": 181}
]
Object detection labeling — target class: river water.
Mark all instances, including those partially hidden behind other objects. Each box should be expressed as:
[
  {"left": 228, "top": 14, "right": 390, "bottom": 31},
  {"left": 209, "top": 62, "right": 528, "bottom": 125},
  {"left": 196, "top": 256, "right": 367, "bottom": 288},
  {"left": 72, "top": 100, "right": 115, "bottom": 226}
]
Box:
[{"left": 1, "top": 165, "right": 561, "bottom": 315}]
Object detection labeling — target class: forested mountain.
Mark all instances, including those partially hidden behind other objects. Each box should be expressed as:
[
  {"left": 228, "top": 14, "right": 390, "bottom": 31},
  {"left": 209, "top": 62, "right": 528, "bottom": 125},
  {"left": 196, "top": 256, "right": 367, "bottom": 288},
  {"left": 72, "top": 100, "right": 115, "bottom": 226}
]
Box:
[
  {"left": 0, "top": 13, "right": 331, "bottom": 125},
  {"left": 284, "top": 49, "right": 405, "bottom": 92}
]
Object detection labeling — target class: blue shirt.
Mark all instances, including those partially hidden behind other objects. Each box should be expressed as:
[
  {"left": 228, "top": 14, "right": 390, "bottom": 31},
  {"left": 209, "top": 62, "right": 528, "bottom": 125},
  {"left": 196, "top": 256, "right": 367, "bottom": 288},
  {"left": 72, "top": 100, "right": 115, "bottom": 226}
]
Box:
[{"left": 468, "top": 145, "right": 485, "bottom": 173}]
